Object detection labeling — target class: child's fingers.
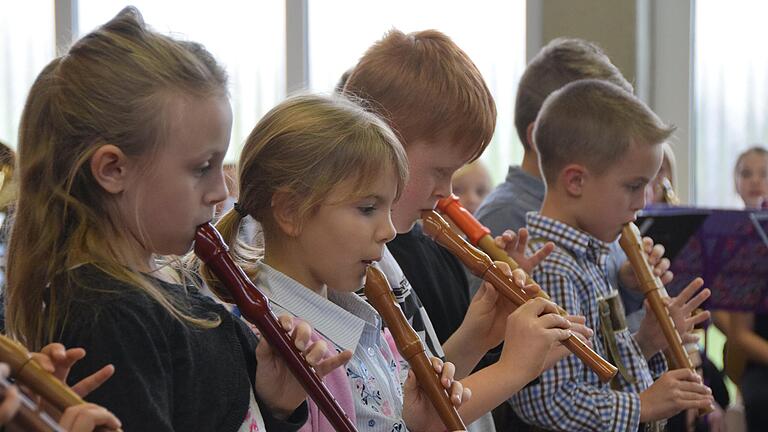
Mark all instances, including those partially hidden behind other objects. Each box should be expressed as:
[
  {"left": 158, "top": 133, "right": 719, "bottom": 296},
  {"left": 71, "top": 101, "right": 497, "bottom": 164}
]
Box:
[
  {"left": 688, "top": 309, "right": 711, "bottom": 328},
  {"left": 291, "top": 321, "right": 312, "bottom": 352},
  {"left": 303, "top": 340, "right": 328, "bottom": 365},
  {"left": 521, "top": 296, "right": 560, "bottom": 316},
  {"left": 681, "top": 333, "right": 701, "bottom": 345},
  {"left": 568, "top": 321, "right": 594, "bottom": 341},
  {"left": 59, "top": 403, "right": 122, "bottom": 432},
  {"left": 494, "top": 230, "right": 516, "bottom": 250},
  {"left": 527, "top": 242, "right": 554, "bottom": 269},
  {"left": 538, "top": 313, "right": 572, "bottom": 331},
  {"left": 674, "top": 379, "right": 712, "bottom": 396},
  {"left": 512, "top": 269, "right": 527, "bottom": 287},
  {"left": 277, "top": 314, "right": 295, "bottom": 333},
  {"left": 71, "top": 364, "right": 115, "bottom": 397},
  {"left": 649, "top": 244, "right": 666, "bottom": 264},
  {"left": 642, "top": 237, "right": 654, "bottom": 253},
  {"left": 666, "top": 367, "right": 702, "bottom": 383},
  {"left": 495, "top": 261, "right": 512, "bottom": 277},
  {"left": 674, "top": 278, "right": 705, "bottom": 304},
  {"left": 430, "top": 356, "right": 444, "bottom": 375},
  {"left": 515, "top": 228, "right": 529, "bottom": 254},
  {"left": 0, "top": 385, "right": 20, "bottom": 425},
  {"left": 474, "top": 281, "right": 497, "bottom": 306},
  {"left": 448, "top": 379, "right": 465, "bottom": 405},
  {"left": 315, "top": 350, "right": 353, "bottom": 378},
  {"left": 660, "top": 270, "right": 674, "bottom": 285},
  {"left": 682, "top": 287, "right": 710, "bottom": 315},
  {"left": 438, "top": 361, "right": 456, "bottom": 388},
  {"left": 652, "top": 258, "right": 670, "bottom": 277}
]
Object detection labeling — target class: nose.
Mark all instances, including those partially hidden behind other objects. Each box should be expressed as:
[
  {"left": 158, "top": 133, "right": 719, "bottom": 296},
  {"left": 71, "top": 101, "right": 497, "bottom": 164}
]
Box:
[
  {"left": 434, "top": 177, "right": 453, "bottom": 200},
  {"left": 206, "top": 169, "right": 230, "bottom": 206},
  {"left": 377, "top": 212, "right": 398, "bottom": 244},
  {"left": 632, "top": 190, "right": 646, "bottom": 212}
]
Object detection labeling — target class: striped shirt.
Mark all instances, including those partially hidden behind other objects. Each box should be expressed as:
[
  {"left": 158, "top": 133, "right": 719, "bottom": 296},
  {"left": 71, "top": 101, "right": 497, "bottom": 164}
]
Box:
[
  {"left": 255, "top": 261, "right": 407, "bottom": 432},
  {"left": 509, "top": 213, "right": 666, "bottom": 432}
]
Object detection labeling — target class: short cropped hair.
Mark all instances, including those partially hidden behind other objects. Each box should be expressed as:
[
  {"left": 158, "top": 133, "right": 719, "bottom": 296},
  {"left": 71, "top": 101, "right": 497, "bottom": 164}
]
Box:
[
  {"left": 534, "top": 79, "right": 675, "bottom": 185},
  {"left": 515, "top": 38, "right": 632, "bottom": 149},
  {"left": 344, "top": 29, "right": 496, "bottom": 161}
]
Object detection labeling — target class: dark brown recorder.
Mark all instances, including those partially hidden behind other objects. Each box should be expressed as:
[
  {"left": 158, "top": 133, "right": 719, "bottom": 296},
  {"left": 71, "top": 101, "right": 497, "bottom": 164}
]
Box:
[
  {"left": 194, "top": 223, "right": 358, "bottom": 432},
  {"left": 364, "top": 266, "right": 466, "bottom": 431},
  {"left": 0, "top": 334, "right": 120, "bottom": 432},
  {"left": 421, "top": 210, "right": 618, "bottom": 383},
  {"left": 618, "top": 222, "right": 714, "bottom": 415}
]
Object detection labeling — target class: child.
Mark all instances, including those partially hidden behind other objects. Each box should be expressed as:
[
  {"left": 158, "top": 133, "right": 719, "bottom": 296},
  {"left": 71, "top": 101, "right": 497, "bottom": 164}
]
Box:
[
  {"left": 451, "top": 161, "right": 492, "bottom": 216},
  {"left": 343, "top": 29, "right": 586, "bottom": 430},
  {"left": 474, "top": 38, "right": 666, "bottom": 331},
  {"left": 713, "top": 147, "right": 768, "bottom": 341},
  {"left": 734, "top": 146, "right": 768, "bottom": 209},
  {"left": 718, "top": 147, "right": 768, "bottom": 431},
  {"left": 508, "top": 79, "right": 714, "bottom": 431},
  {"left": 5, "top": 8, "right": 347, "bottom": 431},
  {"left": 200, "top": 93, "right": 470, "bottom": 431},
  {"left": 644, "top": 142, "right": 678, "bottom": 206}
]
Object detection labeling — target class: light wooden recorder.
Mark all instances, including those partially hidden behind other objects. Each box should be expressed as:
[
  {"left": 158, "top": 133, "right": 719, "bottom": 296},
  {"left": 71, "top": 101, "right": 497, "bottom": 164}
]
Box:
[
  {"left": 364, "top": 266, "right": 466, "bottom": 431},
  {"left": 0, "top": 334, "right": 121, "bottom": 431},
  {"left": 618, "top": 221, "right": 714, "bottom": 415},
  {"left": 421, "top": 209, "right": 618, "bottom": 383},
  {"left": 437, "top": 195, "right": 570, "bottom": 316}
]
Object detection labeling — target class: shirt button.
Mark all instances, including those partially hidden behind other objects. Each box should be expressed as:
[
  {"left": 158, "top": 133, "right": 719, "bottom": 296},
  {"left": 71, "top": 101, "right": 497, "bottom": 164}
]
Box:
[
  {"left": 368, "top": 419, "right": 375, "bottom": 427},
  {"left": 367, "top": 347, "right": 375, "bottom": 357}
]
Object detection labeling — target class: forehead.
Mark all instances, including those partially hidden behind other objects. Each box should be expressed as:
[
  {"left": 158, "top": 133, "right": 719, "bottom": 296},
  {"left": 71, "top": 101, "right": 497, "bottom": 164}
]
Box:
[
  {"left": 740, "top": 152, "right": 768, "bottom": 167},
  {"left": 607, "top": 140, "right": 663, "bottom": 180},
  {"left": 407, "top": 139, "right": 477, "bottom": 169},
  {"left": 163, "top": 94, "right": 232, "bottom": 156}
]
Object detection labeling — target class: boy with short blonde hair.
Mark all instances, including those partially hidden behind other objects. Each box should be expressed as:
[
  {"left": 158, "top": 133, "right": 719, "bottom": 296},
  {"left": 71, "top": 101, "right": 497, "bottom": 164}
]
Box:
[{"left": 510, "top": 79, "right": 713, "bottom": 431}]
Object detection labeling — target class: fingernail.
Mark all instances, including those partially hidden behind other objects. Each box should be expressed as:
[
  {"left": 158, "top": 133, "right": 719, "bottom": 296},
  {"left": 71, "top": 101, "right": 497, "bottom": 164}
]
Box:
[{"left": 296, "top": 339, "right": 307, "bottom": 351}]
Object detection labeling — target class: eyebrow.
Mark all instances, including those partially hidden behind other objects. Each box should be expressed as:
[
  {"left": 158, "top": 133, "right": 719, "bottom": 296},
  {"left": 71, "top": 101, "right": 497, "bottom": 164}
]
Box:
[{"left": 357, "top": 194, "right": 388, "bottom": 203}]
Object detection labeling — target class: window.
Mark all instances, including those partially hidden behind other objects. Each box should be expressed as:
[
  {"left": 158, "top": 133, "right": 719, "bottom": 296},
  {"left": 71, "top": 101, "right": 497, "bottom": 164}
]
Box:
[
  {"left": 0, "top": 0, "right": 55, "bottom": 149},
  {"left": 78, "top": 0, "right": 286, "bottom": 163},
  {"left": 308, "top": 0, "right": 527, "bottom": 183},
  {"left": 694, "top": 1, "right": 768, "bottom": 207}
]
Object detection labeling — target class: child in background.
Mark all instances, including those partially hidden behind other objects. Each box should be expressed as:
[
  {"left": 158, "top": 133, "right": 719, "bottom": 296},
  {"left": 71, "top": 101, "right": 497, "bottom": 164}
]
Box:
[
  {"left": 734, "top": 146, "right": 768, "bottom": 209},
  {"left": 200, "top": 93, "right": 468, "bottom": 431},
  {"left": 5, "top": 8, "right": 346, "bottom": 431},
  {"left": 718, "top": 146, "right": 768, "bottom": 431},
  {"left": 451, "top": 161, "right": 492, "bottom": 216},
  {"left": 644, "top": 142, "right": 678, "bottom": 206}
]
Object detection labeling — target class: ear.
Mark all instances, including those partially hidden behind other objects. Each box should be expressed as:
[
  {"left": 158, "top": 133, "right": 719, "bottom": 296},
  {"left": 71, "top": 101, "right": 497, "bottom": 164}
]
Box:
[
  {"left": 561, "top": 164, "right": 588, "bottom": 197},
  {"left": 89, "top": 144, "right": 131, "bottom": 194},
  {"left": 270, "top": 189, "right": 301, "bottom": 237},
  {"left": 526, "top": 123, "right": 537, "bottom": 152}
]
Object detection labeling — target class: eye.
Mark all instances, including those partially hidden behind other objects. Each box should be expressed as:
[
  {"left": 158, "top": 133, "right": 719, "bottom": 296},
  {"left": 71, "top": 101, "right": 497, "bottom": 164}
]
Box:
[
  {"left": 358, "top": 205, "right": 376, "bottom": 216},
  {"left": 195, "top": 161, "right": 212, "bottom": 176},
  {"left": 625, "top": 182, "right": 643, "bottom": 192}
]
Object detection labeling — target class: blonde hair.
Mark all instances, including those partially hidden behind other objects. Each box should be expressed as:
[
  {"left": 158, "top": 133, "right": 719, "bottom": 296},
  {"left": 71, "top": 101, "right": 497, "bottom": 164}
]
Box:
[
  {"left": 535, "top": 79, "right": 675, "bottom": 185},
  {"left": 199, "top": 94, "right": 408, "bottom": 301},
  {"left": 516, "top": 38, "right": 632, "bottom": 150},
  {"left": 344, "top": 29, "right": 495, "bottom": 161},
  {"left": 7, "top": 7, "right": 228, "bottom": 349}
]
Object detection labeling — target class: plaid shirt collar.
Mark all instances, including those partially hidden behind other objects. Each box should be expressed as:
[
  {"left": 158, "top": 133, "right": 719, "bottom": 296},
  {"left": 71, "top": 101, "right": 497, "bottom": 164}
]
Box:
[{"left": 526, "top": 211, "right": 611, "bottom": 265}]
